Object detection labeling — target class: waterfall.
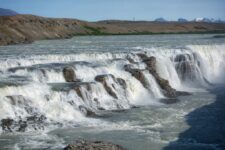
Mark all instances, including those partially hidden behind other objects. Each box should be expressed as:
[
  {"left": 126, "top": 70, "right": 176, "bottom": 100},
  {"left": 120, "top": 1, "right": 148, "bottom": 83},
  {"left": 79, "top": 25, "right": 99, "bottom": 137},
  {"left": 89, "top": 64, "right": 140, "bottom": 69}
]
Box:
[{"left": 0, "top": 44, "right": 224, "bottom": 132}]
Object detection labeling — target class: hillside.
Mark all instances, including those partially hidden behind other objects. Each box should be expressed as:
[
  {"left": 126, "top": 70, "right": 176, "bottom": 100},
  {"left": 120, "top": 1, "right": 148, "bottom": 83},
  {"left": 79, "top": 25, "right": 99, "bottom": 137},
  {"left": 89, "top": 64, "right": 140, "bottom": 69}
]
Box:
[{"left": 0, "top": 15, "right": 225, "bottom": 45}]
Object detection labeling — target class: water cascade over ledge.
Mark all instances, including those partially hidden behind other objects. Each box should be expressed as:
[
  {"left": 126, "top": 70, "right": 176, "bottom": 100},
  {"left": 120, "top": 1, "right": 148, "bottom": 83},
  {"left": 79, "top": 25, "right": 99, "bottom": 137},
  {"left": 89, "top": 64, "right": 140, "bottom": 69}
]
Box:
[{"left": 0, "top": 41, "right": 225, "bottom": 133}]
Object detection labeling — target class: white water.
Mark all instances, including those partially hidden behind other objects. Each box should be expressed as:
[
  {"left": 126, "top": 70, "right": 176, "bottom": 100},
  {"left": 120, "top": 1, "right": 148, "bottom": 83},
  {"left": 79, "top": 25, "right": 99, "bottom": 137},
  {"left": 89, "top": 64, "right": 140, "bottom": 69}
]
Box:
[{"left": 0, "top": 35, "right": 225, "bottom": 133}]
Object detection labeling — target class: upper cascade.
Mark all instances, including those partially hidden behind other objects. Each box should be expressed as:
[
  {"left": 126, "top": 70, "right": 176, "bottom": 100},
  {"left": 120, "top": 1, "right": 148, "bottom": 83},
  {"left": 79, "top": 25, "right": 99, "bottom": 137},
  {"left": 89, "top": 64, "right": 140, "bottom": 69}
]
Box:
[{"left": 0, "top": 43, "right": 224, "bottom": 133}]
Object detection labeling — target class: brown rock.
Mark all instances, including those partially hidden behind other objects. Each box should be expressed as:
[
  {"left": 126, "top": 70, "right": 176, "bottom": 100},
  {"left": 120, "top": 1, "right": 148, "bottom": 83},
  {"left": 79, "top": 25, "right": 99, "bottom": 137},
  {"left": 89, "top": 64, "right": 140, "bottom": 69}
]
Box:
[
  {"left": 124, "top": 65, "right": 148, "bottom": 88},
  {"left": 1, "top": 118, "right": 14, "bottom": 132},
  {"left": 95, "top": 74, "right": 118, "bottom": 99},
  {"left": 63, "top": 67, "right": 76, "bottom": 82},
  {"left": 116, "top": 78, "right": 127, "bottom": 89},
  {"left": 64, "top": 140, "right": 125, "bottom": 150},
  {"left": 141, "top": 56, "right": 177, "bottom": 98}
]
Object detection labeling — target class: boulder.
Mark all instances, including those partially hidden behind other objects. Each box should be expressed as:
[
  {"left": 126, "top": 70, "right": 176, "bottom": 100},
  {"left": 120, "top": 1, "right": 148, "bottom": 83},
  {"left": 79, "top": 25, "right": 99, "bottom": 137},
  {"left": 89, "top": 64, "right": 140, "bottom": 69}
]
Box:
[
  {"left": 137, "top": 53, "right": 149, "bottom": 60},
  {"left": 116, "top": 78, "right": 127, "bottom": 89},
  {"left": 73, "top": 82, "right": 93, "bottom": 100},
  {"left": 74, "top": 87, "right": 84, "bottom": 100},
  {"left": 124, "top": 65, "right": 148, "bottom": 88},
  {"left": 63, "top": 67, "right": 76, "bottom": 82},
  {"left": 140, "top": 56, "right": 177, "bottom": 98},
  {"left": 1, "top": 118, "right": 14, "bottom": 132},
  {"left": 64, "top": 140, "right": 125, "bottom": 150},
  {"left": 144, "top": 56, "right": 156, "bottom": 72},
  {"left": 95, "top": 74, "right": 118, "bottom": 99}
]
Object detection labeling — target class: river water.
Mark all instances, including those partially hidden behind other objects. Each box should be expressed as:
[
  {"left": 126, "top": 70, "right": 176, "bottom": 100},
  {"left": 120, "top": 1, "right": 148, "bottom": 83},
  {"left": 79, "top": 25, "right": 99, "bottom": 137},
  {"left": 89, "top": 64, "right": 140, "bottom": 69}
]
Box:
[{"left": 0, "top": 34, "right": 225, "bottom": 150}]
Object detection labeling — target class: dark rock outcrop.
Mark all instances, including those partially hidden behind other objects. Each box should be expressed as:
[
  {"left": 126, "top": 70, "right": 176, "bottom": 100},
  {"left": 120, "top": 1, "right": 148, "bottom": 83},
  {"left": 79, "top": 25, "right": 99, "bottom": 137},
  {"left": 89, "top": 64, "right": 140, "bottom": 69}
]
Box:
[
  {"left": 1, "top": 118, "right": 14, "bottom": 132},
  {"left": 73, "top": 83, "right": 92, "bottom": 100},
  {"left": 63, "top": 67, "right": 76, "bottom": 82},
  {"left": 138, "top": 54, "right": 177, "bottom": 98},
  {"left": 116, "top": 78, "right": 127, "bottom": 89},
  {"left": 95, "top": 74, "right": 118, "bottom": 99},
  {"left": 137, "top": 53, "right": 149, "bottom": 60},
  {"left": 1, "top": 114, "right": 46, "bottom": 132},
  {"left": 124, "top": 65, "right": 148, "bottom": 88},
  {"left": 64, "top": 140, "right": 125, "bottom": 150}
]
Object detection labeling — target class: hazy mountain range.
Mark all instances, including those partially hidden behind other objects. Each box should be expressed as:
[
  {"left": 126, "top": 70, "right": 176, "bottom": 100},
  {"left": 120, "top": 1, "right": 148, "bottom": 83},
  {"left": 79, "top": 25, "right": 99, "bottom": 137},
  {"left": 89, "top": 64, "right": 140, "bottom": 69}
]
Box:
[
  {"left": 154, "top": 17, "right": 224, "bottom": 23},
  {"left": 0, "top": 8, "right": 18, "bottom": 16}
]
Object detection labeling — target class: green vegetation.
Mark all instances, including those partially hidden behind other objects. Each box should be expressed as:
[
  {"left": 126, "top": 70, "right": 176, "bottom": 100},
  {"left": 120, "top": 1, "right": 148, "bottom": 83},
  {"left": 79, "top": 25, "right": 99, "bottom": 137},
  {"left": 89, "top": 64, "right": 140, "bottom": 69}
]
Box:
[{"left": 82, "top": 25, "right": 106, "bottom": 35}]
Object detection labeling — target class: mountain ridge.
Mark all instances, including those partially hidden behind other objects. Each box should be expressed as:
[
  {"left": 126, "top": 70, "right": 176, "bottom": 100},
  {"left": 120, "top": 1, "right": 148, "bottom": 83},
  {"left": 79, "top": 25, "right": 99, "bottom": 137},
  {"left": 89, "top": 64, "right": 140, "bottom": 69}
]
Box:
[{"left": 0, "top": 8, "right": 18, "bottom": 16}]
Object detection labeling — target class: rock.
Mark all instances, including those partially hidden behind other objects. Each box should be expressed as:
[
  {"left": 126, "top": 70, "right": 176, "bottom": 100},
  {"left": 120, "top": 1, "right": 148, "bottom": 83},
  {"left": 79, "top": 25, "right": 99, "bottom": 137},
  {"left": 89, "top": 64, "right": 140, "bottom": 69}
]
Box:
[
  {"left": 116, "top": 78, "right": 127, "bottom": 89},
  {"left": 26, "top": 114, "right": 46, "bottom": 123},
  {"left": 73, "top": 83, "right": 93, "bottom": 100},
  {"left": 63, "top": 67, "right": 76, "bottom": 82},
  {"left": 124, "top": 66, "right": 148, "bottom": 88},
  {"left": 64, "top": 140, "right": 125, "bottom": 150},
  {"left": 1, "top": 118, "right": 14, "bottom": 132},
  {"left": 1, "top": 114, "right": 46, "bottom": 132},
  {"left": 151, "top": 71, "right": 176, "bottom": 98},
  {"left": 95, "top": 74, "right": 118, "bottom": 99},
  {"left": 74, "top": 86, "right": 84, "bottom": 100},
  {"left": 17, "top": 120, "right": 27, "bottom": 132},
  {"left": 140, "top": 56, "right": 177, "bottom": 98},
  {"left": 144, "top": 56, "right": 157, "bottom": 72},
  {"left": 137, "top": 53, "right": 149, "bottom": 60},
  {"left": 79, "top": 106, "right": 96, "bottom": 117}
]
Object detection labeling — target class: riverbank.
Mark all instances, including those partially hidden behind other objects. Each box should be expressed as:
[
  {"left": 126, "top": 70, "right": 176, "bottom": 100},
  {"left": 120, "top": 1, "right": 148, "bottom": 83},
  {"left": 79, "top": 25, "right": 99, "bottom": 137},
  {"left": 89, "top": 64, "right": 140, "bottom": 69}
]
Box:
[{"left": 1, "top": 15, "right": 225, "bottom": 46}]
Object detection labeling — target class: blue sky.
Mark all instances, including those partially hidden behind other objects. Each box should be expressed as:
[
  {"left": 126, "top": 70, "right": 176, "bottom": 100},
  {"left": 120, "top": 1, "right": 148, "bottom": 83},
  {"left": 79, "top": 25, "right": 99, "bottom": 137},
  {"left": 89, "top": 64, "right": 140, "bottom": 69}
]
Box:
[{"left": 0, "top": 0, "right": 224, "bottom": 21}]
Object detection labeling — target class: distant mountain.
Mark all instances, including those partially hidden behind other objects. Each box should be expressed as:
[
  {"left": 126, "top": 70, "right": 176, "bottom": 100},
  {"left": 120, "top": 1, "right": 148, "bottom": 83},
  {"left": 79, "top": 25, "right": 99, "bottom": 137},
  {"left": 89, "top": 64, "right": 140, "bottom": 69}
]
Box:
[
  {"left": 178, "top": 18, "right": 188, "bottom": 22},
  {"left": 193, "top": 17, "right": 224, "bottom": 23},
  {"left": 154, "top": 18, "right": 167, "bottom": 22},
  {"left": 0, "top": 8, "right": 18, "bottom": 16}
]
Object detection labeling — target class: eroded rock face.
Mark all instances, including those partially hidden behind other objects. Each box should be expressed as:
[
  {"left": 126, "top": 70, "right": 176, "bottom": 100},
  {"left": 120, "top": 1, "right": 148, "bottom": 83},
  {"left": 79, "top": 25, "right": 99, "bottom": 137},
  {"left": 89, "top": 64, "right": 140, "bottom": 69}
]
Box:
[
  {"left": 95, "top": 74, "right": 118, "bottom": 99},
  {"left": 116, "top": 78, "right": 127, "bottom": 89},
  {"left": 137, "top": 53, "right": 149, "bottom": 61},
  {"left": 1, "top": 118, "right": 14, "bottom": 132},
  {"left": 63, "top": 67, "right": 76, "bottom": 82},
  {"left": 124, "top": 65, "right": 148, "bottom": 88},
  {"left": 73, "top": 83, "right": 93, "bottom": 100},
  {"left": 64, "top": 140, "right": 125, "bottom": 150},
  {"left": 138, "top": 54, "right": 177, "bottom": 98}
]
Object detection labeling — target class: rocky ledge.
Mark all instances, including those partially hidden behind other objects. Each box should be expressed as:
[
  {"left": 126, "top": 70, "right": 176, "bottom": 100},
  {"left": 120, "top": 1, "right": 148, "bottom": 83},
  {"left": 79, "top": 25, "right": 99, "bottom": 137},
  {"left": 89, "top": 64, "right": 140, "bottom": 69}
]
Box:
[{"left": 64, "top": 140, "right": 125, "bottom": 150}]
